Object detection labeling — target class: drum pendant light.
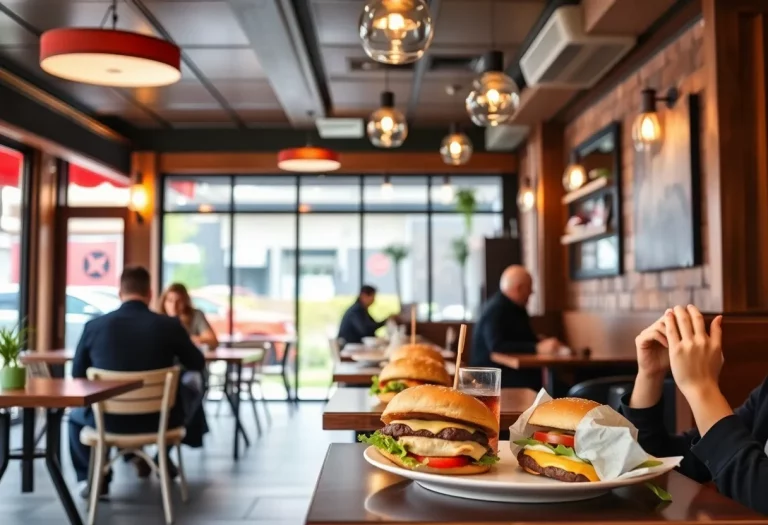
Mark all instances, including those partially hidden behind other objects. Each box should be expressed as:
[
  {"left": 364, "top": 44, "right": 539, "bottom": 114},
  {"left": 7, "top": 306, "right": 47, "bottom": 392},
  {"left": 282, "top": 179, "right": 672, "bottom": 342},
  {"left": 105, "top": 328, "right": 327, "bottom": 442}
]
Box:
[
  {"left": 40, "top": 0, "right": 181, "bottom": 87},
  {"left": 278, "top": 112, "right": 341, "bottom": 173}
]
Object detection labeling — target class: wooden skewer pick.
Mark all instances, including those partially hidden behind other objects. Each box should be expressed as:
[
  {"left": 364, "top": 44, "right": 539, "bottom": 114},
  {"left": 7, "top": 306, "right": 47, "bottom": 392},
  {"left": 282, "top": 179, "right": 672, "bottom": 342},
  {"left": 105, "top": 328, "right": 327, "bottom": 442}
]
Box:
[
  {"left": 452, "top": 324, "right": 467, "bottom": 389},
  {"left": 410, "top": 304, "right": 416, "bottom": 345}
]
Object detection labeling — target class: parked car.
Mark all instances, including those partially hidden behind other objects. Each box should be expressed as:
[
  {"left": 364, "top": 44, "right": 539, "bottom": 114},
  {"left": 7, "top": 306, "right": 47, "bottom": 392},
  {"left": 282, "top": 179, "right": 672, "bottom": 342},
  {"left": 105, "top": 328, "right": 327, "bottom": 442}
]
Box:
[{"left": 189, "top": 293, "right": 295, "bottom": 339}]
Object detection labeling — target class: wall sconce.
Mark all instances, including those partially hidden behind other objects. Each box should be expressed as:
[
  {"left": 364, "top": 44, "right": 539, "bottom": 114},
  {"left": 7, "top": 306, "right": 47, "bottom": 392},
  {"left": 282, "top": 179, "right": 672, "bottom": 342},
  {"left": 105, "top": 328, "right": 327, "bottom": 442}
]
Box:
[
  {"left": 562, "top": 152, "right": 587, "bottom": 192},
  {"left": 632, "top": 87, "right": 679, "bottom": 152},
  {"left": 129, "top": 172, "right": 148, "bottom": 224},
  {"left": 517, "top": 177, "right": 535, "bottom": 213}
]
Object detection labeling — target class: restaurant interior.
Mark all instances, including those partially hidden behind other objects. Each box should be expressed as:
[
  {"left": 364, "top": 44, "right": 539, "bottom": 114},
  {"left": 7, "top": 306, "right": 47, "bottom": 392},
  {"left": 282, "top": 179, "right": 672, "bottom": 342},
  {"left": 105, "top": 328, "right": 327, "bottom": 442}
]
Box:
[{"left": 0, "top": 0, "right": 767, "bottom": 523}]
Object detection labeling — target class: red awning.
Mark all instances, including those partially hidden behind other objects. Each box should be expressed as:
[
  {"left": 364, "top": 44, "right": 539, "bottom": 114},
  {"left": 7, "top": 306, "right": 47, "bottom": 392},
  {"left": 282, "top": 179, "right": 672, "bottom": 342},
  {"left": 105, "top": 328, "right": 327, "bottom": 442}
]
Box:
[
  {"left": 169, "top": 180, "right": 196, "bottom": 199},
  {"left": 0, "top": 147, "right": 23, "bottom": 188},
  {"left": 69, "top": 164, "right": 129, "bottom": 188}
]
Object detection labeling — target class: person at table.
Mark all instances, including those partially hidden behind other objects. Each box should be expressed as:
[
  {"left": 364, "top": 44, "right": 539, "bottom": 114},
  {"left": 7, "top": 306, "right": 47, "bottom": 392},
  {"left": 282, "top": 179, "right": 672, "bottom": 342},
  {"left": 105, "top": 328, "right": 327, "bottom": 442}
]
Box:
[
  {"left": 469, "top": 265, "right": 564, "bottom": 389},
  {"left": 337, "top": 285, "right": 396, "bottom": 345},
  {"left": 69, "top": 266, "right": 205, "bottom": 499},
  {"left": 625, "top": 305, "right": 768, "bottom": 515},
  {"left": 157, "top": 282, "right": 214, "bottom": 448},
  {"left": 158, "top": 282, "right": 219, "bottom": 349}
]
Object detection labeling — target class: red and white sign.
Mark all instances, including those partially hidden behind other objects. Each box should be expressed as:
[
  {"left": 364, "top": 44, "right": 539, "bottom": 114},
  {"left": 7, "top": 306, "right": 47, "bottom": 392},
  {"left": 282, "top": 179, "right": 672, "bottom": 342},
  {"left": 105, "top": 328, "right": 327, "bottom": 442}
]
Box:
[{"left": 366, "top": 253, "right": 391, "bottom": 277}]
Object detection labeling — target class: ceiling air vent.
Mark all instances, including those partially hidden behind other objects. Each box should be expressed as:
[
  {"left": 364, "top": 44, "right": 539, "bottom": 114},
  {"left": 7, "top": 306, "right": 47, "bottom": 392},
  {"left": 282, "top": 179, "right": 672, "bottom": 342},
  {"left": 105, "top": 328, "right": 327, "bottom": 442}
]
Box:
[
  {"left": 315, "top": 118, "right": 364, "bottom": 139},
  {"left": 520, "top": 5, "right": 635, "bottom": 89},
  {"left": 485, "top": 125, "right": 530, "bottom": 152}
]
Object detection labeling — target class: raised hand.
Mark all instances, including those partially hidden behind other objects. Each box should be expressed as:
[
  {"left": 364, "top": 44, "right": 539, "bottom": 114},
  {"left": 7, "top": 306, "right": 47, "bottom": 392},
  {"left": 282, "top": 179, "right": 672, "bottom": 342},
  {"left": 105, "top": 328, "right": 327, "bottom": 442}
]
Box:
[{"left": 634, "top": 311, "right": 671, "bottom": 379}]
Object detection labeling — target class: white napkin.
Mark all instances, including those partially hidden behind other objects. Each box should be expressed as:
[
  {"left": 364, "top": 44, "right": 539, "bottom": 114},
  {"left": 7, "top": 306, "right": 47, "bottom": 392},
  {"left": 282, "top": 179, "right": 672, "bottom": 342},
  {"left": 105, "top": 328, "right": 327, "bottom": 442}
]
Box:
[{"left": 509, "top": 389, "right": 682, "bottom": 481}]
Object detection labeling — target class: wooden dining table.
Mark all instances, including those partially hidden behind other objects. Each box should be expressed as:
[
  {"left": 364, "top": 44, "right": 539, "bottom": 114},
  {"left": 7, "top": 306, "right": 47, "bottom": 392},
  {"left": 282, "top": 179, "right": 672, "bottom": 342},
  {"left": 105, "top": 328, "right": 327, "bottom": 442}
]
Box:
[
  {"left": 21, "top": 347, "right": 268, "bottom": 460},
  {"left": 323, "top": 387, "right": 537, "bottom": 432},
  {"left": 305, "top": 443, "right": 764, "bottom": 525},
  {"left": 332, "top": 361, "right": 456, "bottom": 386},
  {"left": 490, "top": 352, "right": 638, "bottom": 392},
  {"left": 0, "top": 378, "right": 143, "bottom": 525}
]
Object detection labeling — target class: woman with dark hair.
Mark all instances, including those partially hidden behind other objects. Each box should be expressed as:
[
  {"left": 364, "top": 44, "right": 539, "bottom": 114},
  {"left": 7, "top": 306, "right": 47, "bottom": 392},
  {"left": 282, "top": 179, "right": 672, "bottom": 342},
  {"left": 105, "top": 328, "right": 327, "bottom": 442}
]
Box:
[
  {"left": 158, "top": 283, "right": 219, "bottom": 349},
  {"left": 157, "top": 282, "right": 214, "bottom": 448}
]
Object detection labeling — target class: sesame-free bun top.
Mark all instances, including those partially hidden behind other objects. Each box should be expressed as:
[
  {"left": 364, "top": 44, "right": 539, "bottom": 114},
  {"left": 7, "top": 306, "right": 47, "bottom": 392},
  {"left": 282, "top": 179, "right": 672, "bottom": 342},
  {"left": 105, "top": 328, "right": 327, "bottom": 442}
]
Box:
[
  {"left": 528, "top": 397, "right": 602, "bottom": 431},
  {"left": 390, "top": 344, "right": 444, "bottom": 364},
  {"left": 381, "top": 385, "right": 499, "bottom": 436},
  {"left": 378, "top": 357, "right": 451, "bottom": 386}
]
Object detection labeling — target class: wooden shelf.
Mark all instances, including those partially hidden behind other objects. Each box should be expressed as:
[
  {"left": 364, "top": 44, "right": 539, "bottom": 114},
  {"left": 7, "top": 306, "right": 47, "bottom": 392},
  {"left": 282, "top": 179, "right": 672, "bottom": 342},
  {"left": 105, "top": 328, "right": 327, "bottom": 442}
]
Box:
[
  {"left": 560, "top": 224, "right": 610, "bottom": 245},
  {"left": 561, "top": 177, "right": 611, "bottom": 205}
]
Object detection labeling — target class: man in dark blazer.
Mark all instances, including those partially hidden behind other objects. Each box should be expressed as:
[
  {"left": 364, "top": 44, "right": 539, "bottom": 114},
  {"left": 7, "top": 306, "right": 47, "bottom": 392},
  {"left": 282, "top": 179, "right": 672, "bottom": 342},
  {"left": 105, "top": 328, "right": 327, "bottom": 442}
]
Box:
[
  {"left": 337, "top": 285, "right": 395, "bottom": 344},
  {"left": 470, "top": 265, "right": 564, "bottom": 389},
  {"left": 69, "top": 266, "right": 205, "bottom": 497}
]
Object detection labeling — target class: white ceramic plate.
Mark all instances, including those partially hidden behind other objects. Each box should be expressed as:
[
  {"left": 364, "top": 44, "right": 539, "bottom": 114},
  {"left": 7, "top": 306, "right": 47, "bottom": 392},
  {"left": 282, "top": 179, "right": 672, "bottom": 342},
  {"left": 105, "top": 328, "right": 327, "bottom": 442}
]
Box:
[
  {"left": 363, "top": 442, "right": 677, "bottom": 503},
  {"left": 350, "top": 351, "right": 388, "bottom": 365}
]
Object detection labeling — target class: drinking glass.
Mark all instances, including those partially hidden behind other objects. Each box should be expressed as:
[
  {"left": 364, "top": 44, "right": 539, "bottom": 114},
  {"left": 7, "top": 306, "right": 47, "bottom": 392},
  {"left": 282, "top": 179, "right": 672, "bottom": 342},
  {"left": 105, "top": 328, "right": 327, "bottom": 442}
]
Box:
[{"left": 457, "top": 367, "right": 501, "bottom": 452}]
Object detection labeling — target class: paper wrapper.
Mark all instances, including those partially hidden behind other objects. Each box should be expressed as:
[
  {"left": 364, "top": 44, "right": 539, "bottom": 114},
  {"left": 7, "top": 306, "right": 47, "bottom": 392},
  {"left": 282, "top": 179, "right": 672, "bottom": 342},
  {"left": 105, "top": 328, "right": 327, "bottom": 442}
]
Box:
[{"left": 509, "top": 389, "right": 682, "bottom": 481}]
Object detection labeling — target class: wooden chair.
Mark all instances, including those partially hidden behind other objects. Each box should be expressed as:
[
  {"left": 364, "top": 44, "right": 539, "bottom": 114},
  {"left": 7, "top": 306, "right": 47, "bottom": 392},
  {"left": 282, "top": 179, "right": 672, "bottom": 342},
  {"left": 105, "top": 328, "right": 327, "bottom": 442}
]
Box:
[
  {"left": 217, "top": 342, "right": 271, "bottom": 435},
  {"left": 325, "top": 337, "right": 342, "bottom": 401},
  {"left": 81, "top": 366, "right": 187, "bottom": 525}
]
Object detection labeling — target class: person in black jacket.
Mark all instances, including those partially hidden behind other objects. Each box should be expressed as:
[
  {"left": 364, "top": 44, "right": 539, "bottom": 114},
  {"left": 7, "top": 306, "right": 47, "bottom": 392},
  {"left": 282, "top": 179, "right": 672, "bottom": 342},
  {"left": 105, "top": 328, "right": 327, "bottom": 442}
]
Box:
[
  {"left": 337, "top": 285, "right": 396, "bottom": 344},
  {"left": 470, "top": 265, "right": 564, "bottom": 389},
  {"left": 623, "top": 304, "right": 768, "bottom": 515},
  {"left": 69, "top": 266, "right": 205, "bottom": 498}
]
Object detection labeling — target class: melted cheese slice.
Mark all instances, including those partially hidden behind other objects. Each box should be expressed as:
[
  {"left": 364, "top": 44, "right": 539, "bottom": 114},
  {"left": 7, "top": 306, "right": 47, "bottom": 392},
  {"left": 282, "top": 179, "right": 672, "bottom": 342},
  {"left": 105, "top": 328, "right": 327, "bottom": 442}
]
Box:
[
  {"left": 522, "top": 450, "right": 599, "bottom": 482},
  {"left": 390, "top": 419, "right": 477, "bottom": 434},
  {"left": 398, "top": 436, "right": 487, "bottom": 460}
]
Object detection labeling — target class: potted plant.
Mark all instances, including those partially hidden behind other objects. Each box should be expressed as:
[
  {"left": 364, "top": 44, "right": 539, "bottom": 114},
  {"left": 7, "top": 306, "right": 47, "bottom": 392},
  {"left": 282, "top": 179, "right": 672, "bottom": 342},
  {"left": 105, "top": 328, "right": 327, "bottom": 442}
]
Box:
[
  {"left": 450, "top": 237, "right": 469, "bottom": 321},
  {"left": 0, "top": 324, "right": 28, "bottom": 390},
  {"left": 382, "top": 244, "right": 409, "bottom": 309},
  {"left": 455, "top": 188, "right": 478, "bottom": 235}
]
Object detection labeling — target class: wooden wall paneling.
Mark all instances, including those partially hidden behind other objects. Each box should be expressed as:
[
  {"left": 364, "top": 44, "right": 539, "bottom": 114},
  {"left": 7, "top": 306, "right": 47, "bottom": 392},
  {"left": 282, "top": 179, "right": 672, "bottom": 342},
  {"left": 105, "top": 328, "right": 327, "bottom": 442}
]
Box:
[
  {"left": 702, "top": 0, "right": 768, "bottom": 311},
  {"left": 159, "top": 152, "right": 517, "bottom": 175},
  {"left": 31, "top": 152, "right": 58, "bottom": 351}
]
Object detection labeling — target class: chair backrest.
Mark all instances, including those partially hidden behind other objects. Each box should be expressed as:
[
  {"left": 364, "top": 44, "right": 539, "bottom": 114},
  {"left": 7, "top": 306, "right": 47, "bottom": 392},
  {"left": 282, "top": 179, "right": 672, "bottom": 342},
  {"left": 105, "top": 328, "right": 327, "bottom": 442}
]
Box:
[
  {"left": 328, "top": 338, "right": 341, "bottom": 364},
  {"left": 87, "top": 366, "right": 180, "bottom": 416}
]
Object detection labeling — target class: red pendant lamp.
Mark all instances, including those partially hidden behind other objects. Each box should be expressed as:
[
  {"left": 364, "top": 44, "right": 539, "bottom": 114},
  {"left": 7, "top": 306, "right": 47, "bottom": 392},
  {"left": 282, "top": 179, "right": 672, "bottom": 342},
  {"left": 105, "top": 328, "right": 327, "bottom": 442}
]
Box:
[
  {"left": 39, "top": 1, "right": 180, "bottom": 88},
  {"left": 277, "top": 113, "right": 341, "bottom": 173}
]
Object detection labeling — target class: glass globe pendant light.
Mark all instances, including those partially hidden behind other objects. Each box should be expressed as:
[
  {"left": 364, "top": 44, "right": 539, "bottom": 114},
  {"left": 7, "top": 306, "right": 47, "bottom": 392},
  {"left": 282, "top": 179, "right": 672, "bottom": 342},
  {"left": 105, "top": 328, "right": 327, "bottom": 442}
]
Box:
[
  {"left": 440, "top": 124, "right": 473, "bottom": 166},
  {"left": 466, "top": 50, "right": 520, "bottom": 127},
  {"left": 562, "top": 153, "right": 587, "bottom": 192},
  {"left": 359, "top": 0, "right": 434, "bottom": 65},
  {"left": 367, "top": 90, "right": 408, "bottom": 148},
  {"left": 517, "top": 177, "right": 535, "bottom": 213}
]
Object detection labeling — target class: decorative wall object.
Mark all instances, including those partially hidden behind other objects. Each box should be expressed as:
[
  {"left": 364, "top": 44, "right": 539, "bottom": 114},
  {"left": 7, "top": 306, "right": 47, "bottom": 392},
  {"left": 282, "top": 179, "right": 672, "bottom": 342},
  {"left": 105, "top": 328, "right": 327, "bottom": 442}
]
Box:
[{"left": 634, "top": 94, "right": 701, "bottom": 272}]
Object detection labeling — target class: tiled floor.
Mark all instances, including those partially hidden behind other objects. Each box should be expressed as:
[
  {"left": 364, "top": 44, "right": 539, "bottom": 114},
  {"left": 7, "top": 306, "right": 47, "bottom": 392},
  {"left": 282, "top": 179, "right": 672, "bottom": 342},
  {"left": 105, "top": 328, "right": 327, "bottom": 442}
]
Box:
[{"left": 0, "top": 402, "right": 352, "bottom": 524}]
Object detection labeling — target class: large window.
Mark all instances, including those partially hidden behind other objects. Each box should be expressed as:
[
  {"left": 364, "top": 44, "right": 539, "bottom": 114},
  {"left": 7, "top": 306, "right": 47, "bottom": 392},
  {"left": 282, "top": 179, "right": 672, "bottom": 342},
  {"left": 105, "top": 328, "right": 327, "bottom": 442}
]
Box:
[{"left": 161, "top": 174, "right": 506, "bottom": 399}]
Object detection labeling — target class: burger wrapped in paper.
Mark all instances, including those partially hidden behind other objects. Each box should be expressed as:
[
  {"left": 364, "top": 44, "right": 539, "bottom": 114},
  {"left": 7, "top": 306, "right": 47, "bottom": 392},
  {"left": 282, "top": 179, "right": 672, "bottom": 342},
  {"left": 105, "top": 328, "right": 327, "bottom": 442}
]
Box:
[
  {"left": 360, "top": 385, "right": 500, "bottom": 475},
  {"left": 370, "top": 358, "right": 451, "bottom": 403},
  {"left": 390, "top": 343, "right": 444, "bottom": 364}
]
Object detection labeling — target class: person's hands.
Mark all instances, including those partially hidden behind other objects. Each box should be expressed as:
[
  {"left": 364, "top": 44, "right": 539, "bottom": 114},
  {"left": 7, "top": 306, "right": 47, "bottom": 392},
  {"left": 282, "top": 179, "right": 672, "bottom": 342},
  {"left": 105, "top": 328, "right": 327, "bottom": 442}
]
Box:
[
  {"left": 634, "top": 311, "right": 670, "bottom": 379},
  {"left": 665, "top": 305, "right": 724, "bottom": 398},
  {"left": 536, "top": 337, "right": 561, "bottom": 355}
]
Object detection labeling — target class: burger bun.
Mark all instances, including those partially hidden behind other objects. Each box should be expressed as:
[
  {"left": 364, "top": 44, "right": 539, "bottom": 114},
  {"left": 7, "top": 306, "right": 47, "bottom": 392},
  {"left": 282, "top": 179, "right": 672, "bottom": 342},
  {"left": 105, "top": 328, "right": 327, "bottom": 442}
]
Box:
[
  {"left": 528, "top": 397, "right": 602, "bottom": 431},
  {"left": 378, "top": 357, "right": 451, "bottom": 386},
  {"left": 390, "top": 344, "right": 444, "bottom": 364}
]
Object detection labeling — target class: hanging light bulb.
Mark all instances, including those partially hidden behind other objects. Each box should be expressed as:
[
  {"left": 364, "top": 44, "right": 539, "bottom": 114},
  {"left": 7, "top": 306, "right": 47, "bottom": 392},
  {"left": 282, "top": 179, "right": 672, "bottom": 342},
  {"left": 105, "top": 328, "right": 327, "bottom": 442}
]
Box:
[
  {"left": 359, "top": 0, "right": 434, "bottom": 65},
  {"left": 440, "top": 124, "right": 473, "bottom": 166},
  {"left": 367, "top": 91, "right": 408, "bottom": 148},
  {"left": 440, "top": 175, "right": 454, "bottom": 204},
  {"left": 632, "top": 87, "right": 679, "bottom": 152},
  {"left": 466, "top": 51, "right": 520, "bottom": 127},
  {"left": 381, "top": 174, "right": 394, "bottom": 196},
  {"left": 562, "top": 153, "right": 587, "bottom": 192},
  {"left": 517, "top": 177, "right": 535, "bottom": 213}
]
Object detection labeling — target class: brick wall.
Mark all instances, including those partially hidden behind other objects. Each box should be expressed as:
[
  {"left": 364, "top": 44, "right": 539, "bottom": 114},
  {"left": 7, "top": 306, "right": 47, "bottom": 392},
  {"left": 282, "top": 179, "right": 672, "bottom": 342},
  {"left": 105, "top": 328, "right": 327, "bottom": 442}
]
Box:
[{"left": 564, "top": 21, "right": 715, "bottom": 312}]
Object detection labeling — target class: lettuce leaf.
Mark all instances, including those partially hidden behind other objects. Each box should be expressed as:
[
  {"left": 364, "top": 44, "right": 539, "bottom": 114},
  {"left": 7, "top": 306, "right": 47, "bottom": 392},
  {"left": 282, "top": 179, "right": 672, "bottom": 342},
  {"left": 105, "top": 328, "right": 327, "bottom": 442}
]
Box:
[
  {"left": 358, "top": 431, "right": 421, "bottom": 468},
  {"left": 513, "top": 438, "right": 590, "bottom": 464},
  {"left": 645, "top": 482, "right": 672, "bottom": 502},
  {"left": 633, "top": 459, "right": 663, "bottom": 470},
  {"left": 474, "top": 453, "right": 500, "bottom": 466},
  {"left": 369, "top": 375, "right": 408, "bottom": 396}
]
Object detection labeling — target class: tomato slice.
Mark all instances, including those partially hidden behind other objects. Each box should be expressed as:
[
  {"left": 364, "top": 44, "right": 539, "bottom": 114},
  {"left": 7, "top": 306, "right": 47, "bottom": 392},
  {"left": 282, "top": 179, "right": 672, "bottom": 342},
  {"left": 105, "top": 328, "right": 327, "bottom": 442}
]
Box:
[
  {"left": 410, "top": 454, "right": 471, "bottom": 468},
  {"left": 533, "top": 430, "right": 575, "bottom": 448}
]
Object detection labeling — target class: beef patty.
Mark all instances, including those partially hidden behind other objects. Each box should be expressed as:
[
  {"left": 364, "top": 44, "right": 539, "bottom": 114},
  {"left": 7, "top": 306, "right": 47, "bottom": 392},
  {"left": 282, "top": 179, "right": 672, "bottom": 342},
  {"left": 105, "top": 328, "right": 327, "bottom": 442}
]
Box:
[
  {"left": 517, "top": 450, "right": 591, "bottom": 483},
  {"left": 380, "top": 423, "right": 489, "bottom": 446}
]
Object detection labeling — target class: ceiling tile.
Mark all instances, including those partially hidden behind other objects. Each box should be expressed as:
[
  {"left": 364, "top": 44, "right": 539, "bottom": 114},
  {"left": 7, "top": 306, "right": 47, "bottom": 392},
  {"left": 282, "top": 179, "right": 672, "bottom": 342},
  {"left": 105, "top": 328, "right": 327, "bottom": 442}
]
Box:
[
  {"left": 0, "top": 11, "right": 38, "bottom": 45},
  {"left": 126, "top": 80, "right": 221, "bottom": 110},
  {"left": 211, "top": 80, "right": 280, "bottom": 109},
  {"left": 412, "top": 104, "right": 473, "bottom": 125},
  {"left": 329, "top": 79, "right": 412, "bottom": 109},
  {"left": 311, "top": 0, "right": 360, "bottom": 46},
  {"left": 0, "top": 0, "right": 159, "bottom": 36},
  {"left": 238, "top": 108, "right": 290, "bottom": 126},
  {"left": 183, "top": 48, "right": 265, "bottom": 79},
  {"left": 145, "top": 1, "right": 250, "bottom": 46},
  {"left": 434, "top": 0, "right": 543, "bottom": 47},
  {"left": 154, "top": 108, "right": 237, "bottom": 126}
]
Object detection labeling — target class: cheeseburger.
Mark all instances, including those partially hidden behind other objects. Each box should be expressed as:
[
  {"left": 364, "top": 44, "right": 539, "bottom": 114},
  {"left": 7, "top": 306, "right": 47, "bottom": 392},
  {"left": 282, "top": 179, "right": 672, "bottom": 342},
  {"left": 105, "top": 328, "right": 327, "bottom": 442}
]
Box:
[
  {"left": 360, "top": 385, "right": 500, "bottom": 474},
  {"left": 390, "top": 343, "right": 444, "bottom": 364},
  {"left": 514, "top": 397, "right": 601, "bottom": 482},
  {"left": 370, "top": 358, "right": 451, "bottom": 403}
]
